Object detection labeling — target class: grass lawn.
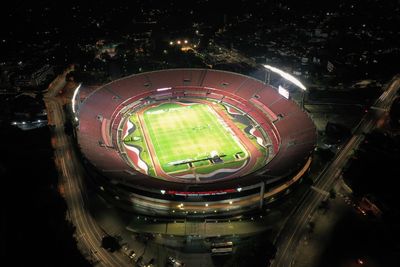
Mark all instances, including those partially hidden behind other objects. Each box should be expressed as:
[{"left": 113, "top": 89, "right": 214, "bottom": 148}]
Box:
[{"left": 142, "top": 102, "right": 247, "bottom": 174}]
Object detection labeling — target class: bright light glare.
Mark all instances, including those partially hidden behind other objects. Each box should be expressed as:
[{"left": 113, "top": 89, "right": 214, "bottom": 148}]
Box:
[
  {"left": 157, "top": 87, "right": 172, "bottom": 92},
  {"left": 72, "top": 83, "right": 82, "bottom": 114},
  {"left": 237, "top": 187, "right": 242, "bottom": 192},
  {"left": 184, "top": 40, "right": 188, "bottom": 44},
  {"left": 278, "top": 85, "right": 290, "bottom": 99},
  {"left": 160, "top": 190, "right": 166, "bottom": 194},
  {"left": 263, "top": 64, "right": 306, "bottom": 90}
]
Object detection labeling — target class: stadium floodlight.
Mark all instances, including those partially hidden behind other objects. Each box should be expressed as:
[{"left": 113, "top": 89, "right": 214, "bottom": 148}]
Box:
[
  {"left": 263, "top": 64, "right": 306, "bottom": 91},
  {"left": 72, "top": 83, "right": 82, "bottom": 113},
  {"left": 278, "top": 85, "right": 290, "bottom": 99},
  {"left": 156, "top": 87, "right": 172, "bottom": 92},
  {"left": 72, "top": 83, "right": 82, "bottom": 124}
]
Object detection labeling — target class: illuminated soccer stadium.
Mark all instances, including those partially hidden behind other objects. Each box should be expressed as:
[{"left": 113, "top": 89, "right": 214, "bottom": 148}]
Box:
[{"left": 75, "top": 69, "right": 316, "bottom": 217}]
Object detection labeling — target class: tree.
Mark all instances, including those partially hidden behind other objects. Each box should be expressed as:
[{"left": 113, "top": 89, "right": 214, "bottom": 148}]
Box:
[
  {"left": 307, "top": 221, "right": 315, "bottom": 233},
  {"left": 64, "top": 120, "right": 73, "bottom": 136},
  {"left": 101, "top": 235, "right": 120, "bottom": 252},
  {"left": 329, "top": 189, "right": 337, "bottom": 199}
]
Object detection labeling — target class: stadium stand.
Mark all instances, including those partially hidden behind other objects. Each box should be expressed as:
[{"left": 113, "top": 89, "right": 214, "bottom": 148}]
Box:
[{"left": 76, "top": 69, "right": 316, "bottom": 216}]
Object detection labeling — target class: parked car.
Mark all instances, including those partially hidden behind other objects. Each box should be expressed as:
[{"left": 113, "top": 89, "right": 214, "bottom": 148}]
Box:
[{"left": 167, "top": 256, "right": 185, "bottom": 266}]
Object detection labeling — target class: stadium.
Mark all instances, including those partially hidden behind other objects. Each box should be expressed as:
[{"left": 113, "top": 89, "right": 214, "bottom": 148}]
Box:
[{"left": 75, "top": 69, "right": 316, "bottom": 217}]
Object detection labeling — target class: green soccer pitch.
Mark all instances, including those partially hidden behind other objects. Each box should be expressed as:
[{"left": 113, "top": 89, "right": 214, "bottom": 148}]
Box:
[{"left": 141, "top": 102, "right": 248, "bottom": 175}]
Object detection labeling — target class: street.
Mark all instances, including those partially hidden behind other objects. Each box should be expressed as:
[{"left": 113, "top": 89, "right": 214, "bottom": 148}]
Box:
[
  {"left": 44, "top": 71, "right": 131, "bottom": 267},
  {"left": 271, "top": 75, "right": 400, "bottom": 267}
]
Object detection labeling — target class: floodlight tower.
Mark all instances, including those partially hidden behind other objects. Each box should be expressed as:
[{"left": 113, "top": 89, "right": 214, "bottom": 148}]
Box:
[
  {"left": 71, "top": 83, "right": 82, "bottom": 123},
  {"left": 263, "top": 64, "right": 307, "bottom": 110}
]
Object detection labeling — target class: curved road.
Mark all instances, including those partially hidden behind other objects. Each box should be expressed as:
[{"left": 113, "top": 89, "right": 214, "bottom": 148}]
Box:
[
  {"left": 44, "top": 72, "right": 131, "bottom": 267},
  {"left": 270, "top": 75, "right": 400, "bottom": 267}
]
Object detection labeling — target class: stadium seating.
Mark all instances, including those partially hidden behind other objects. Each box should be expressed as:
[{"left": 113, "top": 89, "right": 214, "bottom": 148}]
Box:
[
  {"left": 269, "top": 98, "right": 299, "bottom": 117},
  {"left": 253, "top": 87, "right": 282, "bottom": 107},
  {"left": 77, "top": 69, "right": 316, "bottom": 192},
  {"left": 109, "top": 74, "right": 152, "bottom": 100},
  {"left": 221, "top": 97, "right": 242, "bottom": 108},
  {"left": 234, "top": 78, "right": 263, "bottom": 100},
  {"left": 208, "top": 92, "right": 224, "bottom": 100},
  {"left": 201, "top": 70, "right": 248, "bottom": 94},
  {"left": 249, "top": 98, "right": 278, "bottom": 122},
  {"left": 101, "top": 119, "right": 112, "bottom": 147}
]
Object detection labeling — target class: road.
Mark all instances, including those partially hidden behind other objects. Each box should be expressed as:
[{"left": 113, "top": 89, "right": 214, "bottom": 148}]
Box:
[
  {"left": 270, "top": 75, "right": 400, "bottom": 267},
  {"left": 44, "top": 71, "right": 130, "bottom": 267}
]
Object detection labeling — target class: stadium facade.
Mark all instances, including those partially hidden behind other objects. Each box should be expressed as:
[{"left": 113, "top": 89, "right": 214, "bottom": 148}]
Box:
[{"left": 76, "top": 69, "right": 316, "bottom": 217}]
